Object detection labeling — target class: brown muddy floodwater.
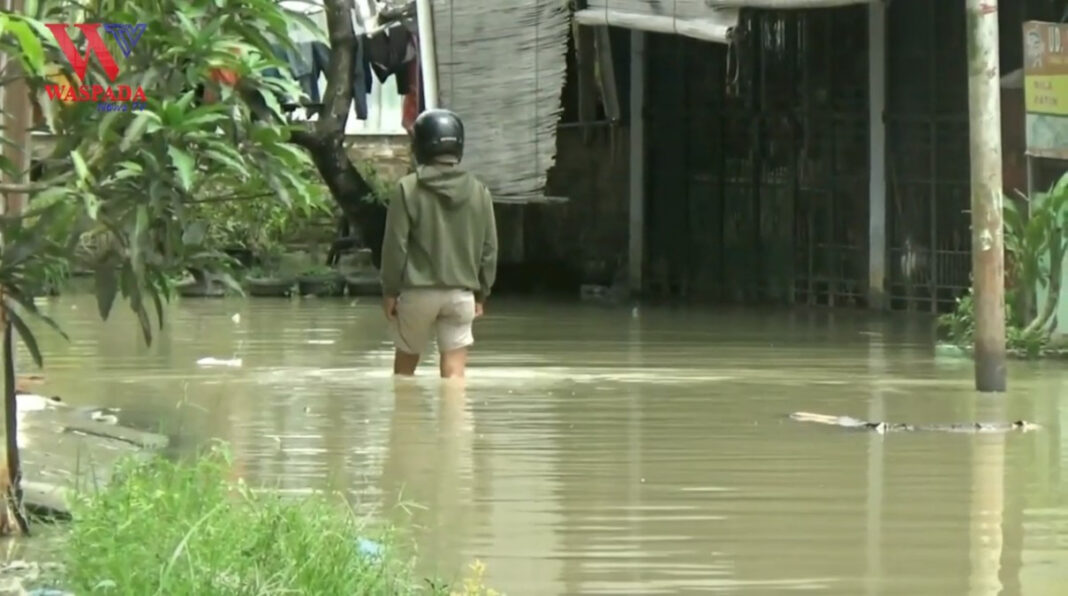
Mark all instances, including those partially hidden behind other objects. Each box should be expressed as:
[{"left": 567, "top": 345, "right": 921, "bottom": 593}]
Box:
[{"left": 17, "top": 293, "right": 1068, "bottom": 595}]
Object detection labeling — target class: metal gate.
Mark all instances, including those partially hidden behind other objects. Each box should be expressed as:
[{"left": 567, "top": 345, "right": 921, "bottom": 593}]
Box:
[
  {"left": 885, "top": 0, "right": 972, "bottom": 313},
  {"left": 643, "top": 7, "right": 870, "bottom": 305}
]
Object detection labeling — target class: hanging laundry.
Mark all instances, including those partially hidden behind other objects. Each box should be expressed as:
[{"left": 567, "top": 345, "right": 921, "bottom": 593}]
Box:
[
  {"left": 295, "top": 42, "right": 323, "bottom": 103},
  {"left": 352, "top": 38, "right": 370, "bottom": 120},
  {"left": 363, "top": 24, "right": 414, "bottom": 92},
  {"left": 308, "top": 39, "right": 369, "bottom": 120},
  {"left": 401, "top": 32, "right": 421, "bottom": 134}
]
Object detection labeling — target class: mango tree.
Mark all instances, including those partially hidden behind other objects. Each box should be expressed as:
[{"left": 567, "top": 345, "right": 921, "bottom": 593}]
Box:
[{"left": 0, "top": 0, "right": 378, "bottom": 533}]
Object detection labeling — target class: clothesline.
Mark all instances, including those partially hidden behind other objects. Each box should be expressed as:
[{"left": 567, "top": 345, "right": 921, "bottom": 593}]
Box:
[
  {"left": 262, "top": 1, "right": 423, "bottom": 133},
  {"left": 279, "top": 0, "right": 415, "bottom": 41}
]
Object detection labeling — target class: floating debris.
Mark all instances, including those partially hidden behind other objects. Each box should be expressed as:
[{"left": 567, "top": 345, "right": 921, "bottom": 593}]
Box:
[
  {"left": 15, "top": 394, "right": 64, "bottom": 412},
  {"left": 0, "top": 561, "right": 70, "bottom": 596},
  {"left": 789, "top": 411, "right": 1041, "bottom": 433},
  {"left": 196, "top": 357, "right": 243, "bottom": 368},
  {"left": 90, "top": 410, "right": 119, "bottom": 425},
  {"left": 356, "top": 537, "right": 383, "bottom": 560}
]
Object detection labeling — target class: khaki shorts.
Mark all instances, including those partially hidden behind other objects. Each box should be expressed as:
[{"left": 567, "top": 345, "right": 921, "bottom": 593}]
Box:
[{"left": 391, "top": 288, "right": 476, "bottom": 355}]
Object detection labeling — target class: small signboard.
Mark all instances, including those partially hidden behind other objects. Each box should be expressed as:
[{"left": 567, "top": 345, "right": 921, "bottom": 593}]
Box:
[{"left": 1024, "top": 21, "right": 1068, "bottom": 159}]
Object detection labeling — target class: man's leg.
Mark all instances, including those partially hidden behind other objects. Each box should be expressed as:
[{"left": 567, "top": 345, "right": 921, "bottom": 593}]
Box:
[
  {"left": 393, "top": 350, "right": 421, "bottom": 375},
  {"left": 436, "top": 291, "right": 476, "bottom": 379},
  {"left": 439, "top": 348, "right": 468, "bottom": 378},
  {"left": 391, "top": 291, "right": 434, "bottom": 376}
]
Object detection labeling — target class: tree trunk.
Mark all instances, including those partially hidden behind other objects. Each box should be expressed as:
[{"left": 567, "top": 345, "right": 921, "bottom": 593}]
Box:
[
  {"left": 288, "top": 0, "right": 389, "bottom": 268},
  {"left": 2, "top": 312, "right": 30, "bottom": 536},
  {"left": 290, "top": 131, "right": 387, "bottom": 268}
]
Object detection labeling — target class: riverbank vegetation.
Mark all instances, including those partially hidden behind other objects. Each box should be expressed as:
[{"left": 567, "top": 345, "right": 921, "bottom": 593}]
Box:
[
  {"left": 50, "top": 446, "right": 497, "bottom": 595},
  {"left": 0, "top": 0, "right": 399, "bottom": 530},
  {"left": 937, "top": 171, "right": 1068, "bottom": 358}
]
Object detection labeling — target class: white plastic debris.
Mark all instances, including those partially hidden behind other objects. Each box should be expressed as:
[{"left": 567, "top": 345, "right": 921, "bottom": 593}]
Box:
[
  {"left": 196, "top": 357, "right": 243, "bottom": 368},
  {"left": 231, "top": 313, "right": 241, "bottom": 324},
  {"left": 90, "top": 410, "right": 119, "bottom": 425},
  {"left": 15, "top": 393, "right": 63, "bottom": 412}
]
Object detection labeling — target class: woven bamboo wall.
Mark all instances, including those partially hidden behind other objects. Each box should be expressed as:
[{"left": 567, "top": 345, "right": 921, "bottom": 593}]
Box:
[{"left": 431, "top": 0, "right": 570, "bottom": 202}]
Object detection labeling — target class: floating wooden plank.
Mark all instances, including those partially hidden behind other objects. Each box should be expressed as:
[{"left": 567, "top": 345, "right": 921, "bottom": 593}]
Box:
[
  {"left": 60, "top": 417, "right": 170, "bottom": 450},
  {"left": 15, "top": 406, "right": 168, "bottom": 518},
  {"left": 789, "top": 411, "right": 1041, "bottom": 434},
  {"left": 22, "top": 481, "right": 72, "bottom": 519}
]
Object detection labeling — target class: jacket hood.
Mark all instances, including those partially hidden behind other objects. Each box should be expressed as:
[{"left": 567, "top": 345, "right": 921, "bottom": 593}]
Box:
[
  {"left": 414, "top": 164, "right": 478, "bottom": 209},
  {"left": 415, "top": 164, "right": 478, "bottom": 208}
]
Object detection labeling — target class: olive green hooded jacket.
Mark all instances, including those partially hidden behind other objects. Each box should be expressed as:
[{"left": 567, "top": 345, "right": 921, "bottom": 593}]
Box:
[{"left": 379, "top": 164, "right": 498, "bottom": 301}]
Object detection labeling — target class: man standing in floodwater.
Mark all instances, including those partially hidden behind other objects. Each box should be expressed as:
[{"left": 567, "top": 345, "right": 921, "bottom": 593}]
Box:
[{"left": 379, "top": 108, "right": 499, "bottom": 378}]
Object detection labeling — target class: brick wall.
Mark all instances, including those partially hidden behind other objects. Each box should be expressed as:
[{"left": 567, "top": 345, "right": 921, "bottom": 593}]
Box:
[{"left": 344, "top": 134, "right": 412, "bottom": 181}]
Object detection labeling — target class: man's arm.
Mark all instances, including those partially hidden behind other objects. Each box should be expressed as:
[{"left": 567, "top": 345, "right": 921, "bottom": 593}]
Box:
[
  {"left": 476, "top": 187, "right": 498, "bottom": 303},
  {"left": 379, "top": 183, "right": 410, "bottom": 297}
]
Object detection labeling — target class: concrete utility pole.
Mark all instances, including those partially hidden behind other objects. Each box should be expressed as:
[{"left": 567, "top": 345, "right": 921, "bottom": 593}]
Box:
[{"left": 965, "top": 0, "right": 1007, "bottom": 393}]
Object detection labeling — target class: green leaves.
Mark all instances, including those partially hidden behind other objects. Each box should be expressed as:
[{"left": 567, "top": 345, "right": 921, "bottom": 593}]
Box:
[
  {"left": 2, "top": 15, "right": 44, "bottom": 74},
  {"left": 71, "top": 150, "right": 91, "bottom": 184},
  {"left": 95, "top": 264, "right": 119, "bottom": 321},
  {"left": 167, "top": 146, "right": 196, "bottom": 191},
  {"left": 121, "top": 111, "right": 158, "bottom": 151},
  {"left": 182, "top": 221, "right": 207, "bottom": 247},
  {"left": 0, "top": 0, "right": 334, "bottom": 361}
]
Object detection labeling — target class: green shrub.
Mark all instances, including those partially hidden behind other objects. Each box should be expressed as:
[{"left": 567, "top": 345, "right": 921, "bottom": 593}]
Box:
[
  {"left": 64, "top": 445, "right": 434, "bottom": 595},
  {"left": 937, "top": 290, "right": 1049, "bottom": 358}
]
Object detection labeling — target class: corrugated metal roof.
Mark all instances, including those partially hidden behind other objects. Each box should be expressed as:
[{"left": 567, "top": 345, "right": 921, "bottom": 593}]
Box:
[
  {"left": 576, "top": 0, "right": 874, "bottom": 44},
  {"left": 575, "top": 5, "right": 739, "bottom": 44},
  {"left": 707, "top": 0, "right": 872, "bottom": 7}
]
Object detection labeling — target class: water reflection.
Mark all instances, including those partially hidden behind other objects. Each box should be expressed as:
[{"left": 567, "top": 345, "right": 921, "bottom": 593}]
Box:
[
  {"left": 865, "top": 322, "right": 886, "bottom": 596},
  {"left": 380, "top": 377, "right": 476, "bottom": 580},
  {"left": 17, "top": 295, "right": 1068, "bottom": 594},
  {"left": 970, "top": 398, "right": 1006, "bottom": 596}
]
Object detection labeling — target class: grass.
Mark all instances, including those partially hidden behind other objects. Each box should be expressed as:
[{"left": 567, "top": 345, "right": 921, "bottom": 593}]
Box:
[{"left": 58, "top": 443, "right": 500, "bottom": 595}]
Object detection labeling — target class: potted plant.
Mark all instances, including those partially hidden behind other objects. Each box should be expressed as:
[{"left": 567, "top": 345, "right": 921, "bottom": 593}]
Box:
[
  {"left": 345, "top": 271, "right": 381, "bottom": 296},
  {"left": 176, "top": 269, "right": 227, "bottom": 298},
  {"left": 297, "top": 264, "right": 344, "bottom": 297},
  {"left": 246, "top": 245, "right": 296, "bottom": 297},
  {"left": 246, "top": 266, "right": 295, "bottom": 298}
]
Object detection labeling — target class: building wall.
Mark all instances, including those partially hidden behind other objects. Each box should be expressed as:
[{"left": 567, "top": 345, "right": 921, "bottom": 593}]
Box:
[
  {"left": 345, "top": 133, "right": 411, "bottom": 180},
  {"left": 529, "top": 124, "right": 630, "bottom": 288},
  {"left": 345, "top": 126, "right": 630, "bottom": 294}
]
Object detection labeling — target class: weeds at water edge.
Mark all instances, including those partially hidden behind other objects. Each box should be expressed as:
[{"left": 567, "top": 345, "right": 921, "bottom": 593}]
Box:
[{"left": 62, "top": 443, "right": 498, "bottom": 594}]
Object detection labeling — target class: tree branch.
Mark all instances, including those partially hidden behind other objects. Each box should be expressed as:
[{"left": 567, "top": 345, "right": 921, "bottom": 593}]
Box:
[
  {"left": 185, "top": 192, "right": 275, "bottom": 204},
  {"left": 0, "top": 182, "right": 51, "bottom": 195},
  {"left": 242, "top": 0, "right": 389, "bottom": 268},
  {"left": 318, "top": 0, "right": 357, "bottom": 137}
]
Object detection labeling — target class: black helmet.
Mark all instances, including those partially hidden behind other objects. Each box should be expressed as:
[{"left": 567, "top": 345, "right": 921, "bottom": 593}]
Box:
[{"left": 411, "top": 109, "right": 464, "bottom": 165}]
